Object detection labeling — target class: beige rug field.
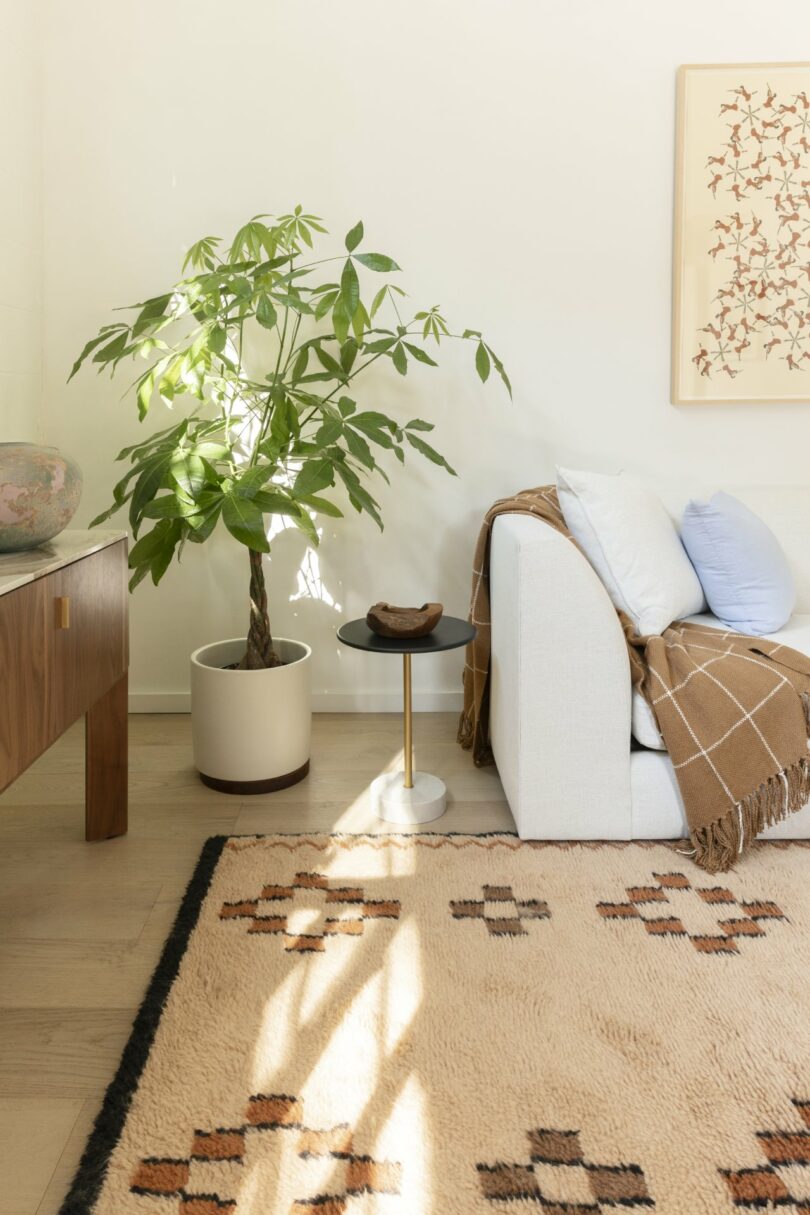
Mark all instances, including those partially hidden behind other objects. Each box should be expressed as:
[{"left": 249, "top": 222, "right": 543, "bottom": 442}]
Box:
[{"left": 62, "top": 834, "right": 810, "bottom": 1214}]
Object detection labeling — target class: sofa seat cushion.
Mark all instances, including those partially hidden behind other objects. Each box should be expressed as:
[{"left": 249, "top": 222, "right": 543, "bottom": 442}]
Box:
[{"left": 631, "top": 612, "right": 810, "bottom": 751}]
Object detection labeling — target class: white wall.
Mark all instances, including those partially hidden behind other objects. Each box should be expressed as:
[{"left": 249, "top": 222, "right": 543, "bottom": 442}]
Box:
[
  {"left": 0, "top": 0, "right": 41, "bottom": 442},
  {"left": 39, "top": 0, "right": 810, "bottom": 710}
]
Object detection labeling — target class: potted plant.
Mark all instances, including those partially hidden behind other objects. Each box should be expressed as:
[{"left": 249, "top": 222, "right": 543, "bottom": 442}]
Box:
[{"left": 72, "top": 209, "right": 509, "bottom": 792}]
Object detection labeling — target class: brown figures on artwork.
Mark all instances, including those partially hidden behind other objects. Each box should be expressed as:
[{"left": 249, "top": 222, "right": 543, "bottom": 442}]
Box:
[{"left": 691, "top": 77, "right": 810, "bottom": 385}]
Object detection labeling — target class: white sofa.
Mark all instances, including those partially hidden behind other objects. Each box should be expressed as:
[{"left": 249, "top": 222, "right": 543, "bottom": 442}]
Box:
[{"left": 489, "top": 485, "right": 810, "bottom": 841}]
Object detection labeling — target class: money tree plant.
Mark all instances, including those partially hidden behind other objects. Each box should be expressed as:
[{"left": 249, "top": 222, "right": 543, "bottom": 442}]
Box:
[{"left": 72, "top": 209, "right": 510, "bottom": 669}]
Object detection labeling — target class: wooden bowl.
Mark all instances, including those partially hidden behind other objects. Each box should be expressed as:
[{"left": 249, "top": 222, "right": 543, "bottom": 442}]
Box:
[{"left": 366, "top": 602, "right": 444, "bottom": 639}]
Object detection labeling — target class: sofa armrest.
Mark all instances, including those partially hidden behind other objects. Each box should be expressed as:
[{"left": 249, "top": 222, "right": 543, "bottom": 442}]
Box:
[{"left": 490, "top": 514, "right": 633, "bottom": 839}]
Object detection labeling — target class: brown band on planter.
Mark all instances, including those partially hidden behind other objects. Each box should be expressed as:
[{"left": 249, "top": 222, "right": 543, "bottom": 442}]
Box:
[{"left": 199, "top": 760, "right": 310, "bottom": 796}]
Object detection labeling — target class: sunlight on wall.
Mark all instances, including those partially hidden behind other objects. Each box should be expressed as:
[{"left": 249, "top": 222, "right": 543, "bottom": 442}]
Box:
[{"left": 291, "top": 545, "right": 341, "bottom": 611}]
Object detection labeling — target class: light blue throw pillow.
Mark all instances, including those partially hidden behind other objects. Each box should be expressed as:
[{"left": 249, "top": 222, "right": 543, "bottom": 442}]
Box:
[{"left": 681, "top": 492, "right": 795, "bottom": 635}]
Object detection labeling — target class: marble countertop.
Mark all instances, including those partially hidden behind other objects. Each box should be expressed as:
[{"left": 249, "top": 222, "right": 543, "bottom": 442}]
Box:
[{"left": 0, "top": 530, "right": 127, "bottom": 596}]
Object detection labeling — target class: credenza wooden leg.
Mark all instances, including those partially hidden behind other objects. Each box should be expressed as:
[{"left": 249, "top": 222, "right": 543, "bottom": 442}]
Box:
[{"left": 85, "top": 672, "right": 128, "bottom": 841}]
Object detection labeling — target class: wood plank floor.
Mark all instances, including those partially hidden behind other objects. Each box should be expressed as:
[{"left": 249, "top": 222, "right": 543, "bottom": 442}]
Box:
[{"left": 0, "top": 712, "right": 512, "bottom": 1214}]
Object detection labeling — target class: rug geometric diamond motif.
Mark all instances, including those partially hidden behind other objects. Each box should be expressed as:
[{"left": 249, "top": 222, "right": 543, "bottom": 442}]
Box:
[
  {"left": 721, "top": 1097, "right": 810, "bottom": 1207},
  {"left": 596, "top": 871, "right": 787, "bottom": 955},
  {"left": 450, "top": 884, "right": 551, "bottom": 936},
  {"left": 219, "top": 870, "right": 400, "bottom": 953},
  {"left": 130, "top": 1091, "right": 402, "bottom": 1213},
  {"left": 477, "top": 1126, "right": 654, "bottom": 1208}
]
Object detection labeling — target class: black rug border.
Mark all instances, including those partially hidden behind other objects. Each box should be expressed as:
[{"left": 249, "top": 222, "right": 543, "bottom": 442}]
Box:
[
  {"left": 58, "top": 833, "right": 228, "bottom": 1214},
  {"left": 57, "top": 829, "right": 526, "bottom": 1213}
]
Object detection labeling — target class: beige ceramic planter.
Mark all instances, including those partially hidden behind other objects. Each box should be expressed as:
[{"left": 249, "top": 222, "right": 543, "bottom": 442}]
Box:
[{"left": 190, "top": 637, "right": 312, "bottom": 793}]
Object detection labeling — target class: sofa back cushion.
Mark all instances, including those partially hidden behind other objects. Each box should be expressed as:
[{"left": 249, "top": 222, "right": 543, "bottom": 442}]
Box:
[
  {"left": 556, "top": 467, "right": 705, "bottom": 636},
  {"left": 681, "top": 492, "right": 795, "bottom": 635}
]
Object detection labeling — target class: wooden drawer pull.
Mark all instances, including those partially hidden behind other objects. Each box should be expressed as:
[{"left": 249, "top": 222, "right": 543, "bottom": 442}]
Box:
[{"left": 55, "top": 596, "right": 70, "bottom": 629}]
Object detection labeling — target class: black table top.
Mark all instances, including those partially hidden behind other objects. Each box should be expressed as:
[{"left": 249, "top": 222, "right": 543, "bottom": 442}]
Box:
[{"left": 337, "top": 614, "right": 476, "bottom": 655}]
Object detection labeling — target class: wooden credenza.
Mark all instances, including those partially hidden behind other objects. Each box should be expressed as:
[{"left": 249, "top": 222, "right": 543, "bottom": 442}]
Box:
[{"left": 0, "top": 531, "right": 129, "bottom": 839}]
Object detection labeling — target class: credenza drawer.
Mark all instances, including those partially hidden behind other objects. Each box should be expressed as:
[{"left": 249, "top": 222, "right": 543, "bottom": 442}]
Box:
[
  {"left": 46, "top": 542, "right": 128, "bottom": 736},
  {"left": 0, "top": 539, "right": 128, "bottom": 791},
  {"left": 0, "top": 577, "right": 49, "bottom": 788}
]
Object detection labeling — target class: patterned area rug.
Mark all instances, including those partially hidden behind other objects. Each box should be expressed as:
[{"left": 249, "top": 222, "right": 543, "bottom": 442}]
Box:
[{"left": 61, "top": 834, "right": 810, "bottom": 1214}]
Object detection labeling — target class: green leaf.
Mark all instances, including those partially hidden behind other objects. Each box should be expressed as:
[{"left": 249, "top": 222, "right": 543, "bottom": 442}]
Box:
[
  {"left": 351, "top": 299, "right": 368, "bottom": 343},
  {"left": 208, "top": 324, "right": 227, "bottom": 355},
  {"left": 129, "top": 520, "right": 174, "bottom": 568},
  {"left": 403, "top": 341, "right": 438, "bottom": 367},
  {"left": 116, "top": 421, "right": 183, "bottom": 462},
  {"left": 340, "top": 259, "right": 360, "bottom": 317},
  {"left": 315, "top": 419, "right": 343, "bottom": 447},
  {"left": 291, "top": 508, "right": 319, "bottom": 546},
  {"left": 338, "top": 396, "right": 356, "bottom": 418},
  {"left": 351, "top": 411, "right": 397, "bottom": 436},
  {"left": 132, "top": 293, "right": 173, "bottom": 335},
  {"left": 170, "top": 452, "right": 206, "bottom": 498},
  {"left": 233, "top": 465, "right": 273, "bottom": 499},
  {"left": 314, "top": 290, "right": 339, "bottom": 321},
  {"left": 186, "top": 504, "right": 221, "bottom": 543},
  {"left": 192, "top": 441, "right": 231, "bottom": 461},
  {"left": 475, "top": 342, "right": 491, "bottom": 383},
  {"left": 256, "top": 294, "right": 277, "bottom": 329},
  {"left": 370, "top": 285, "right": 388, "bottom": 318},
  {"left": 294, "top": 457, "right": 335, "bottom": 497},
  {"left": 315, "top": 346, "right": 345, "bottom": 379},
  {"left": 345, "top": 427, "right": 375, "bottom": 469},
  {"left": 92, "top": 331, "right": 129, "bottom": 365},
  {"left": 68, "top": 329, "right": 124, "bottom": 381},
  {"left": 406, "top": 431, "right": 457, "bottom": 475},
  {"left": 405, "top": 418, "right": 434, "bottom": 432},
  {"left": 269, "top": 394, "right": 299, "bottom": 448},
  {"left": 340, "top": 339, "right": 358, "bottom": 375},
  {"left": 90, "top": 504, "right": 122, "bottom": 527},
  {"left": 363, "top": 336, "right": 396, "bottom": 354},
  {"left": 297, "top": 494, "right": 343, "bottom": 518},
  {"left": 141, "top": 494, "right": 200, "bottom": 520},
  {"left": 136, "top": 371, "right": 154, "bottom": 420},
  {"left": 345, "top": 220, "right": 364, "bottom": 252},
  {"left": 392, "top": 343, "right": 407, "bottom": 376},
  {"left": 334, "top": 463, "right": 383, "bottom": 529},
  {"left": 291, "top": 346, "right": 309, "bottom": 381},
  {"left": 332, "top": 296, "right": 351, "bottom": 345},
  {"left": 486, "top": 344, "right": 512, "bottom": 398},
  {"left": 150, "top": 521, "right": 185, "bottom": 584},
  {"left": 252, "top": 489, "right": 297, "bottom": 514},
  {"left": 222, "top": 494, "right": 270, "bottom": 551},
  {"left": 129, "top": 453, "right": 173, "bottom": 534},
  {"left": 182, "top": 236, "right": 220, "bottom": 272},
  {"left": 354, "top": 253, "right": 401, "bottom": 273},
  {"left": 128, "top": 519, "right": 183, "bottom": 588}
]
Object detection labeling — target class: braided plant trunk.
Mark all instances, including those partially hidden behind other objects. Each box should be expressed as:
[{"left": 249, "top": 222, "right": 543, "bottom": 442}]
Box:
[{"left": 238, "top": 548, "right": 282, "bottom": 670}]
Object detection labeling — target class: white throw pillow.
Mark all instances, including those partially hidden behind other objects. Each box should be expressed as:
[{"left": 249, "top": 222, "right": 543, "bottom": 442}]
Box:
[
  {"left": 632, "top": 689, "right": 666, "bottom": 750},
  {"left": 556, "top": 467, "right": 705, "bottom": 636}
]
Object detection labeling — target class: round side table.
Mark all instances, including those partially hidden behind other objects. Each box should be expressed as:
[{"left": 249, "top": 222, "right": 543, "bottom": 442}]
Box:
[{"left": 336, "top": 615, "right": 476, "bottom": 824}]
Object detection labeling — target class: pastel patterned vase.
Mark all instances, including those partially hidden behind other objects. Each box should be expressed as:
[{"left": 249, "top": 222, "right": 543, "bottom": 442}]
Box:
[{"left": 0, "top": 443, "right": 83, "bottom": 553}]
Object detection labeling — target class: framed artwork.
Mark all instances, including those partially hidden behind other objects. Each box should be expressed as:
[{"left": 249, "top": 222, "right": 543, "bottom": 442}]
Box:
[{"left": 672, "top": 62, "right": 810, "bottom": 404}]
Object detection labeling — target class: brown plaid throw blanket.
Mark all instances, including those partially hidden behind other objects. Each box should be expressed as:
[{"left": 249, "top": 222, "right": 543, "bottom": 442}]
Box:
[{"left": 457, "top": 486, "right": 810, "bottom": 872}]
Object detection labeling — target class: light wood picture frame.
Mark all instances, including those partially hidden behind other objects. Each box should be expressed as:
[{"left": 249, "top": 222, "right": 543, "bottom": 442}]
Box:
[{"left": 672, "top": 62, "right": 810, "bottom": 404}]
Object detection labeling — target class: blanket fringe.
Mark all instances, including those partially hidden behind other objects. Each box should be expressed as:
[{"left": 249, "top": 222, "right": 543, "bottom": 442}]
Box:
[
  {"left": 691, "top": 701, "right": 810, "bottom": 872},
  {"left": 457, "top": 708, "right": 474, "bottom": 750}
]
